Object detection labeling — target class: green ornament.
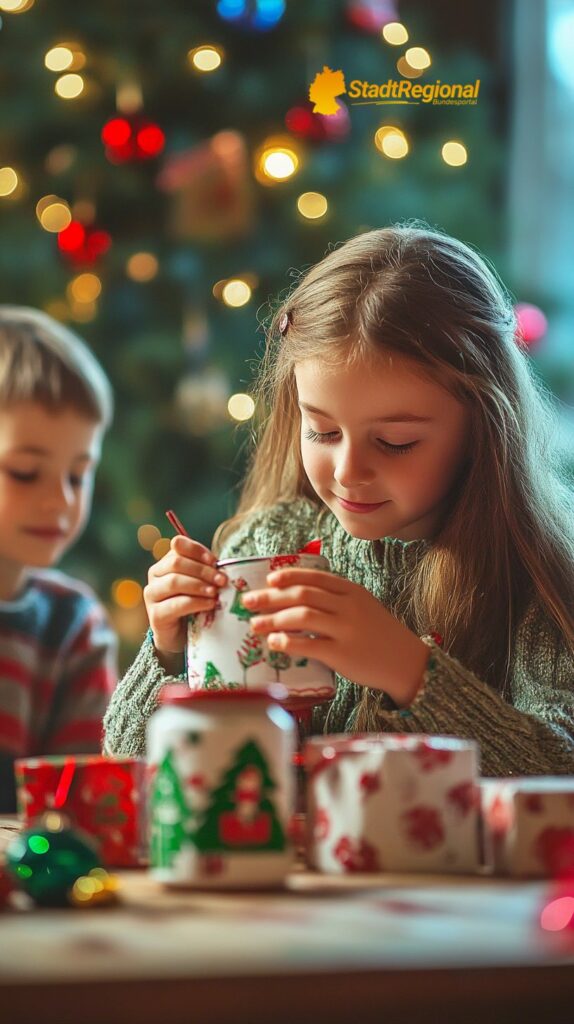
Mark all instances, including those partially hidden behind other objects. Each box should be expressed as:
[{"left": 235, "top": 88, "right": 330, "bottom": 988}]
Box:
[{"left": 5, "top": 813, "right": 103, "bottom": 907}]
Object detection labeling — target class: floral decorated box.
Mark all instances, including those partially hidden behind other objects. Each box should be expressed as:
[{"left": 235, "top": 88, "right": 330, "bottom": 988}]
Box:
[
  {"left": 305, "top": 733, "right": 481, "bottom": 874},
  {"left": 480, "top": 777, "right": 574, "bottom": 877}
]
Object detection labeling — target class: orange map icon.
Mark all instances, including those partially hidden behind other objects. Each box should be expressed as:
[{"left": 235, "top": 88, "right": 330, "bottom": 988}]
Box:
[{"left": 309, "top": 66, "right": 347, "bottom": 116}]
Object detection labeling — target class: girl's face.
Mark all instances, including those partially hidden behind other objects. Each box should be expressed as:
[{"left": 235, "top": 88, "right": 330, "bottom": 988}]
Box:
[
  {"left": 0, "top": 401, "right": 102, "bottom": 597},
  {"left": 295, "top": 353, "right": 471, "bottom": 542}
]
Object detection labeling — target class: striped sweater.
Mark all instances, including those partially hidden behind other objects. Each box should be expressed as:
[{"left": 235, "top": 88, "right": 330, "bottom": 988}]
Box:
[
  {"left": 102, "top": 498, "right": 574, "bottom": 776},
  {"left": 0, "top": 568, "right": 118, "bottom": 811}
]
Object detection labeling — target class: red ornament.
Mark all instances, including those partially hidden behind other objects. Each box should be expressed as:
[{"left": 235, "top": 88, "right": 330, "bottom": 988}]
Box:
[
  {"left": 285, "top": 101, "right": 350, "bottom": 143},
  {"left": 346, "top": 0, "right": 398, "bottom": 33},
  {"left": 101, "top": 115, "right": 165, "bottom": 163},
  {"left": 57, "top": 220, "right": 112, "bottom": 267}
]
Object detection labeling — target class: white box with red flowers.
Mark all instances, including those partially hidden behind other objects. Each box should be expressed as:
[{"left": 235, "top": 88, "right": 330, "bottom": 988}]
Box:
[
  {"left": 304, "top": 733, "right": 481, "bottom": 874},
  {"left": 480, "top": 777, "right": 574, "bottom": 877}
]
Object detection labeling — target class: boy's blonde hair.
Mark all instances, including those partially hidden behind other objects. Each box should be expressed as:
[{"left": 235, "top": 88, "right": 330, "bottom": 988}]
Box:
[
  {"left": 213, "top": 221, "right": 574, "bottom": 702},
  {"left": 0, "top": 306, "right": 113, "bottom": 427}
]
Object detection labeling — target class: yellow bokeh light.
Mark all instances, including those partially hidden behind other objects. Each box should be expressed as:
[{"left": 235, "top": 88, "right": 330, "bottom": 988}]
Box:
[
  {"left": 112, "top": 579, "right": 143, "bottom": 609},
  {"left": 69, "top": 300, "right": 97, "bottom": 323},
  {"left": 188, "top": 46, "right": 223, "bottom": 72},
  {"left": 404, "top": 46, "right": 431, "bottom": 70},
  {"left": 55, "top": 73, "right": 84, "bottom": 99},
  {"left": 222, "top": 279, "right": 251, "bottom": 307},
  {"left": 228, "top": 393, "right": 255, "bottom": 422},
  {"left": 0, "top": 0, "right": 35, "bottom": 10},
  {"left": 137, "top": 524, "right": 161, "bottom": 550},
  {"left": 68, "top": 273, "right": 102, "bottom": 304},
  {"left": 127, "top": 496, "right": 153, "bottom": 522},
  {"left": 378, "top": 129, "right": 408, "bottom": 159},
  {"left": 38, "top": 200, "right": 72, "bottom": 232},
  {"left": 45, "top": 46, "right": 74, "bottom": 72},
  {"left": 297, "top": 192, "right": 328, "bottom": 220},
  {"left": 43, "top": 299, "right": 70, "bottom": 322},
  {"left": 126, "top": 252, "right": 159, "bottom": 282},
  {"left": 152, "top": 538, "right": 171, "bottom": 560},
  {"left": 441, "top": 141, "right": 468, "bottom": 166},
  {"left": 72, "top": 198, "right": 95, "bottom": 223},
  {"left": 0, "top": 167, "right": 18, "bottom": 197},
  {"left": 262, "top": 148, "right": 298, "bottom": 180},
  {"left": 396, "top": 55, "right": 423, "bottom": 79},
  {"left": 382, "top": 22, "right": 408, "bottom": 45}
]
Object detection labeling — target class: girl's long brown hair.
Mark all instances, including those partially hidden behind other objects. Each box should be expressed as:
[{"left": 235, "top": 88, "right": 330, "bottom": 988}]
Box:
[{"left": 213, "top": 222, "right": 574, "bottom": 706}]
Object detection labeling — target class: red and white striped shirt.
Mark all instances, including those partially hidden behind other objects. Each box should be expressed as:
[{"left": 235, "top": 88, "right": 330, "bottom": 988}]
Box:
[{"left": 0, "top": 568, "right": 117, "bottom": 810}]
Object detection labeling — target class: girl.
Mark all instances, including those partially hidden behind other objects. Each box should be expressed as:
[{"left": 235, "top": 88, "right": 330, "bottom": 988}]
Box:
[{"left": 103, "top": 222, "right": 574, "bottom": 776}]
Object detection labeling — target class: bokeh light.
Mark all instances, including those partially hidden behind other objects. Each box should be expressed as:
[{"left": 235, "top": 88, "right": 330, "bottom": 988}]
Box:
[
  {"left": 228, "top": 393, "right": 255, "bottom": 421},
  {"left": 137, "top": 524, "right": 161, "bottom": 550},
  {"left": 188, "top": 46, "right": 223, "bottom": 72},
  {"left": 45, "top": 46, "right": 74, "bottom": 71},
  {"left": 112, "top": 579, "right": 143, "bottom": 609},
  {"left": 297, "top": 192, "right": 328, "bottom": 219},
  {"left": 55, "top": 74, "right": 84, "bottom": 99},
  {"left": 404, "top": 46, "right": 431, "bottom": 70},
  {"left": 222, "top": 279, "right": 252, "bottom": 307},
  {"left": 441, "top": 141, "right": 468, "bottom": 166},
  {"left": 382, "top": 22, "right": 408, "bottom": 45},
  {"left": 0, "top": 167, "right": 18, "bottom": 197},
  {"left": 126, "top": 252, "right": 159, "bottom": 281}
]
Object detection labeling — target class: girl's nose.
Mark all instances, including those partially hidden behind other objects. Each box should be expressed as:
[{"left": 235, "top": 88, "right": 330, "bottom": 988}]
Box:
[
  {"left": 41, "top": 477, "right": 75, "bottom": 511},
  {"left": 333, "top": 443, "right": 376, "bottom": 488}
]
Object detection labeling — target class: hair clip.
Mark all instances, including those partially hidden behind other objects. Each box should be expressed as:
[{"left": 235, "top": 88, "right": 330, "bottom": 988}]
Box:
[{"left": 279, "top": 311, "right": 291, "bottom": 335}]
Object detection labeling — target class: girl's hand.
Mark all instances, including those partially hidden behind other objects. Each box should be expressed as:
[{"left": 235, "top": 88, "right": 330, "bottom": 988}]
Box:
[
  {"left": 144, "top": 535, "right": 228, "bottom": 665},
  {"left": 242, "top": 568, "right": 431, "bottom": 706}
]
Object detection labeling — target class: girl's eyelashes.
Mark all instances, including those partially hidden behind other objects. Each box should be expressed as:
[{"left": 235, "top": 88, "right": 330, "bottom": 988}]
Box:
[
  {"left": 6, "top": 469, "right": 87, "bottom": 487},
  {"left": 302, "top": 427, "right": 418, "bottom": 455}
]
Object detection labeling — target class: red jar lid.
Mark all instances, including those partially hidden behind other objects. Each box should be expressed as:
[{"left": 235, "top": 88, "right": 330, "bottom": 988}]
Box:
[{"left": 159, "top": 683, "right": 289, "bottom": 706}]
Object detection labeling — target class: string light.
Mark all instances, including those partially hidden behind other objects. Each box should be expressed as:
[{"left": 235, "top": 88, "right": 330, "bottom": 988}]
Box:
[
  {"left": 188, "top": 46, "right": 223, "bottom": 72},
  {"left": 126, "top": 252, "right": 159, "bottom": 282},
  {"left": 0, "top": 0, "right": 35, "bottom": 11},
  {"left": 152, "top": 538, "right": 171, "bottom": 560},
  {"left": 111, "top": 579, "right": 143, "bottom": 609},
  {"left": 254, "top": 136, "right": 301, "bottom": 184},
  {"left": 228, "top": 393, "right": 255, "bottom": 421},
  {"left": 36, "top": 196, "right": 72, "bottom": 232},
  {"left": 55, "top": 74, "right": 84, "bottom": 99},
  {"left": 375, "top": 127, "right": 408, "bottom": 159},
  {"left": 297, "top": 192, "right": 328, "bottom": 219},
  {"left": 396, "top": 56, "right": 423, "bottom": 79},
  {"left": 404, "top": 46, "right": 431, "bottom": 70},
  {"left": 222, "top": 279, "right": 251, "bottom": 307},
  {"left": 382, "top": 22, "right": 408, "bottom": 45},
  {"left": 441, "top": 141, "right": 468, "bottom": 166},
  {"left": 137, "top": 524, "right": 161, "bottom": 550},
  {"left": 67, "top": 273, "right": 102, "bottom": 304},
  {"left": 0, "top": 167, "right": 18, "bottom": 197}
]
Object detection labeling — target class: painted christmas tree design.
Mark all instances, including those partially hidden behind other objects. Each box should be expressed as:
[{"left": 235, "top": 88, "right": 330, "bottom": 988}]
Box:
[
  {"left": 237, "top": 633, "right": 264, "bottom": 684},
  {"left": 193, "top": 739, "right": 285, "bottom": 853},
  {"left": 150, "top": 749, "right": 194, "bottom": 867},
  {"left": 203, "top": 660, "right": 225, "bottom": 690},
  {"left": 266, "top": 649, "right": 291, "bottom": 680},
  {"left": 229, "top": 577, "right": 252, "bottom": 621}
]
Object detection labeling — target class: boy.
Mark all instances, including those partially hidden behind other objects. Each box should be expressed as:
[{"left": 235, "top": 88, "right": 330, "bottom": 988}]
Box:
[{"left": 0, "top": 306, "right": 117, "bottom": 811}]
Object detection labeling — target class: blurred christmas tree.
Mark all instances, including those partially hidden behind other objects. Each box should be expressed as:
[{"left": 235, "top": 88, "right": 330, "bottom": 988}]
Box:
[{"left": 2, "top": 0, "right": 566, "bottom": 665}]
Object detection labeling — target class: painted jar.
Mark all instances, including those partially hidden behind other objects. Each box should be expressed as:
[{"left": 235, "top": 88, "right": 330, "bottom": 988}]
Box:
[
  {"left": 147, "top": 684, "right": 296, "bottom": 888},
  {"left": 186, "top": 553, "right": 336, "bottom": 712}
]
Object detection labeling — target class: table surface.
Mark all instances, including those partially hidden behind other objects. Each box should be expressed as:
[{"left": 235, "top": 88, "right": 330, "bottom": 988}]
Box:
[{"left": 2, "top": 815, "right": 574, "bottom": 1024}]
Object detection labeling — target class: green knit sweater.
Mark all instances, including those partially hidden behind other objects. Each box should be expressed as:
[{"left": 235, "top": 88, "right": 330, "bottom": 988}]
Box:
[{"left": 103, "top": 497, "right": 574, "bottom": 776}]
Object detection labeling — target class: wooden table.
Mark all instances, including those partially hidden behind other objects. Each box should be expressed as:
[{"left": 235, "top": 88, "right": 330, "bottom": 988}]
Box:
[{"left": 2, "top": 816, "right": 574, "bottom": 1024}]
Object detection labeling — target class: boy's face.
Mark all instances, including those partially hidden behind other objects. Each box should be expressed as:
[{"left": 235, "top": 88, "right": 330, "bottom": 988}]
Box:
[
  {"left": 295, "top": 353, "right": 471, "bottom": 542},
  {"left": 0, "top": 401, "right": 103, "bottom": 571}
]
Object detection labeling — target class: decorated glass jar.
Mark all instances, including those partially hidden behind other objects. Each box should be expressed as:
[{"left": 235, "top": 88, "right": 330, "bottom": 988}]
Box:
[
  {"left": 186, "top": 552, "right": 336, "bottom": 711},
  {"left": 147, "top": 684, "right": 296, "bottom": 888}
]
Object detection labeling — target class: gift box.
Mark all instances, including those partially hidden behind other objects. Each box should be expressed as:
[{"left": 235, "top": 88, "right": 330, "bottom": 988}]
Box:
[
  {"left": 14, "top": 755, "right": 147, "bottom": 868},
  {"left": 305, "top": 733, "right": 481, "bottom": 874},
  {"left": 480, "top": 777, "right": 574, "bottom": 878}
]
